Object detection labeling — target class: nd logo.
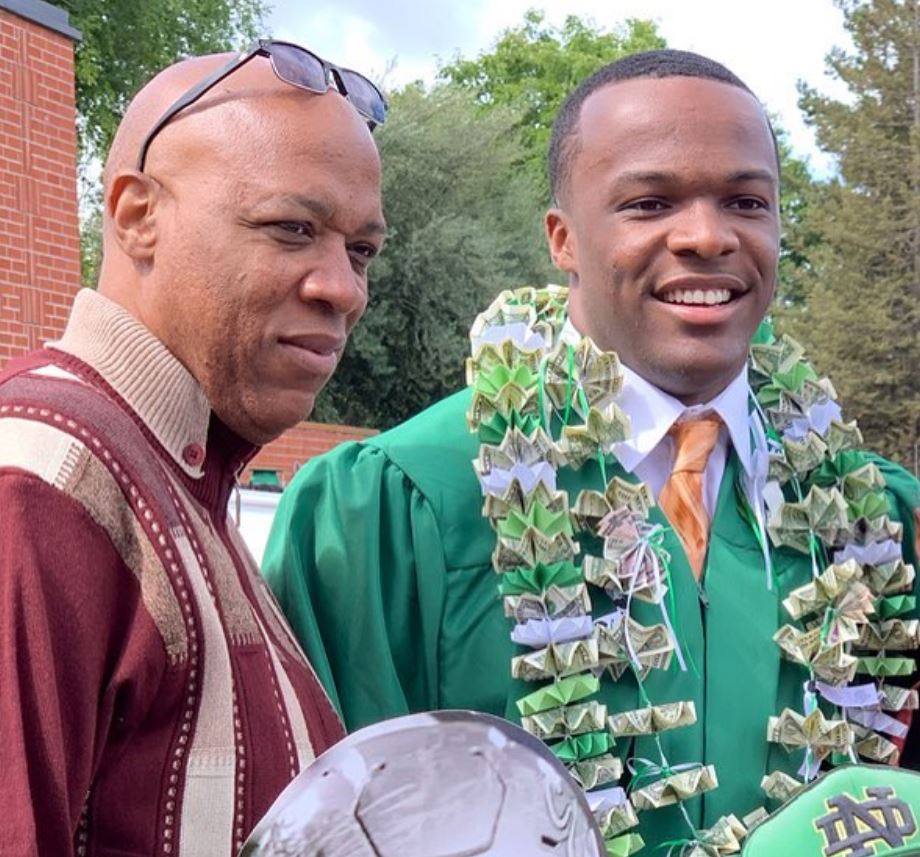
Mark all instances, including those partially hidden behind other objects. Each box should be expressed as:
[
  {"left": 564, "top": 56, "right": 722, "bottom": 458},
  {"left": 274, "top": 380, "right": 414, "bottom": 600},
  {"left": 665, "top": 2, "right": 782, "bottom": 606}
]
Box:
[{"left": 814, "top": 786, "right": 917, "bottom": 857}]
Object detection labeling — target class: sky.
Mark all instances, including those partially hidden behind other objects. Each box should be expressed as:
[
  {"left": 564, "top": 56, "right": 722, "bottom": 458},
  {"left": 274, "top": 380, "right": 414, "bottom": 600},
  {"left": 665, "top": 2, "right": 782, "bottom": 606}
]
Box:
[{"left": 269, "top": 0, "right": 856, "bottom": 177}]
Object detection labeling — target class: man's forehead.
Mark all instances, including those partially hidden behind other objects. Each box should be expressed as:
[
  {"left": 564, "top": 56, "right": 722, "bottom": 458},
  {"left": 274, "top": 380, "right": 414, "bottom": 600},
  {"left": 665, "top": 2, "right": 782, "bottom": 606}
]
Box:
[
  {"left": 582, "top": 74, "right": 766, "bottom": 119},
  {"left": 576, "top": 76, "right": 777, "bottom": 174},
  {"left": 104, "top": 53, "right": 294, "bottom": 185}
]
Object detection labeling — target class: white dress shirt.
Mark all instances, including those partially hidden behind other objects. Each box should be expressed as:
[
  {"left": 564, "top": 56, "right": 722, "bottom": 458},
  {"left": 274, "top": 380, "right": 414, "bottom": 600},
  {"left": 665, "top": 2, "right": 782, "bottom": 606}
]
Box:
[
  {"left": 560, "top": 319, "right": 764, "bottom": 516},
  {"left": 611, "top": 365, "right": 753, "bottom": 516}
]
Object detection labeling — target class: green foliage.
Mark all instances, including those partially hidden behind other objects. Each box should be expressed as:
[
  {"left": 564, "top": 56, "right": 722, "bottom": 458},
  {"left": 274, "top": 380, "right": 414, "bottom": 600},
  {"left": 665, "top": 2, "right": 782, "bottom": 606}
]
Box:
[
  {"left": 312, "top": 85, "right": 553, "bottom": 428},
  {"left": 781, "top": 0, "right": 920, "bottom": 465},
  {"left": 316, "top": 10, "right": 666, "bottom": 427},
  {"left": 62, "top": 0, "right": 266, "bottom": 161},
  {"left": 79, "top": 202, "right": 102, "bottom": 288},
  {"left": 775, "top": 125, "right": 821, "bottom": 306},
  {"left": 440, "top": 9, "right": 665, "bottom": 196},
  {"left": 55, "top": 0, "right": 267, "bottom": 287}
]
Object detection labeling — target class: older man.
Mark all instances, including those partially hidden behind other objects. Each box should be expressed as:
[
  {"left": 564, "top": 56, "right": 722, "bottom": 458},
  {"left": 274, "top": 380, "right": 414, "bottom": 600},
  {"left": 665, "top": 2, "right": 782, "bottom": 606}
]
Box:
[
  {"left": 265, "top": 50, "right": 920, "bottom": 853},
  {"left": 0, "top": 41, "right": 385, "bottom": 856}
]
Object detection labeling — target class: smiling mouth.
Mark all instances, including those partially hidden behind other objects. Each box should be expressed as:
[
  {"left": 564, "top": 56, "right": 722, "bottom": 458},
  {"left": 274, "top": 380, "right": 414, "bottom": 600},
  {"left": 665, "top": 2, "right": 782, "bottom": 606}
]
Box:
[{"left": 659, "top": 288, "right": 734, "bottom": 306}]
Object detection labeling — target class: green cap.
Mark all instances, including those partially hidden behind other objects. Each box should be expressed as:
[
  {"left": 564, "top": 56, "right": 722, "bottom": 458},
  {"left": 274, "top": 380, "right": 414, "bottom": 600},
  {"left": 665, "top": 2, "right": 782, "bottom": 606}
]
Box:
[{"left": 743, "top": 765, "right": 920, "bottom": 857}]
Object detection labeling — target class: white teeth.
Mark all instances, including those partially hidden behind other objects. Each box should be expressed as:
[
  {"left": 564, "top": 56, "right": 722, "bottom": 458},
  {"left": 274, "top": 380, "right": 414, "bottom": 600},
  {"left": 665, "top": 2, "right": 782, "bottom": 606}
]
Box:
[{"left": 662, "top": 288, "right": 732, "bottom": 306}]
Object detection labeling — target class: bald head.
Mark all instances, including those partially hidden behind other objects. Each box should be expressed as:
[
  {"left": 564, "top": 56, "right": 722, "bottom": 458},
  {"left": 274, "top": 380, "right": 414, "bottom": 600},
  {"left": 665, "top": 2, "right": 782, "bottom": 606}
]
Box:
[
  {"left": 103, "top": 52, "right": 376, "bottom": 195},
  {"left": 97, "top": 47, "right": 385, "bottom": 443}
]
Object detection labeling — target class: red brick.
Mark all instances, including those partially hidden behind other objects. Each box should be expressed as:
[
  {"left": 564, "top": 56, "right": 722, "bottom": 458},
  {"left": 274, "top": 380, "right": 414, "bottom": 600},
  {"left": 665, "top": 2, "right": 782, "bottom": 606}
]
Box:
[
  {"left": 0, "top": 9, "right": 78, "bottom": 370},
  {"left": 243, "top": 423, "right": 379, "bottom": 485}
]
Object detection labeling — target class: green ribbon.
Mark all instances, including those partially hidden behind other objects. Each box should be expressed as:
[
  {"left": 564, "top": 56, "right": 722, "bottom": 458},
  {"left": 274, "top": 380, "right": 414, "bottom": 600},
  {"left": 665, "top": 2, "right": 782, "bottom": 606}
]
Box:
[
  {"left": 562, "top": 344, "right": 576, "bottom": 428},
  {"left": 477, "top": 410, "right": 540, "bottom": 444},
  {"left": 627, "top": 757, "right": 703, "bottom": 793},
  {"left": 497, "top": 502, "right": 574, "bottom": 540},
  {"left": 876, "top": 595, "right": 916, "bottom": 619},
  {"left": 810, "top": 450, "right": 873, "bottom": 487},
  {"left": 856, "top": 656, "right": 916, "bottom": 677},
  {"left": 550, "top": 729, "right": 614, "bottom": 763},
  {"left": 537, "top": 353, "right": 550, "bottom": 435},
  {"left": 474, "top": 363, "right": 536, "bottom": 398},
  {"left": 604, "top": 832, "right": 645, "bottom": 856},
  {"left": 737, "top": 488, "right": 776, "bottom": 591},
  {"left": 497, "top": 561, "right": 582, "bottom": 596},
  {"left": 661, "top": 839, "right": 699, "bottom": 857},
  {"left": 756, "top": 363, "right": 819, "bottom": 408},
  {"left": 819, "top": 605, "right": 835, "bottom": 646},
  {"left": 752, "top": 318, "right": 776, "bottom": 346},
  {"left": 847, "top": 490, "right": 889, "bottom": 522},
  {"left": 516, "top": 674, "right": 600, "bottom": 716}
]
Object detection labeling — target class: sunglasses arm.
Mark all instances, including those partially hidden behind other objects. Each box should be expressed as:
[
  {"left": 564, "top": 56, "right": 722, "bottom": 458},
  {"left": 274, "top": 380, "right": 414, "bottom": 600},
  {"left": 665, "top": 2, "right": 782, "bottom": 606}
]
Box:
[{"left": 135, "top": 47, "right": 264, "bottom": 171}]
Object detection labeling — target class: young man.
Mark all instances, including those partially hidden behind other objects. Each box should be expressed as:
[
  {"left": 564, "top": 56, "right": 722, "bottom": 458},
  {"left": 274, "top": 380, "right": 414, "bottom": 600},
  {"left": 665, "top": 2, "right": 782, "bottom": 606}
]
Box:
[
  {"left": 264, "top": 51, "right": 919, "bottom": 851},
  {"left": 0, "top": 42, "right": 386, "bottom": 856}
]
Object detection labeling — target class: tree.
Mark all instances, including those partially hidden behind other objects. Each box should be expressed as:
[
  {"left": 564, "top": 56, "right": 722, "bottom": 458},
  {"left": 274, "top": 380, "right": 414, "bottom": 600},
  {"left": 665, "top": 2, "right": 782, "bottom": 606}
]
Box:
[
  {"left": 783, "top": 0, "right": 920, "bottom": 465},
  {"left": 440, "top": 10, "right": 816, "bottom": 302},
  {"left": 312, "top": 84, "right": 553, "bottom": 428},
  {"left": 775, "top": 125, "right": 821, "bottom": 307},
  {"left": 55, "top": 0, "right": 266, "bottom": 286},
  {"left": 439, "top": 9, "right": 665, "bottom": 196},
  {"left": 62, "top": 0, "right": 266, "bottom": 162}
]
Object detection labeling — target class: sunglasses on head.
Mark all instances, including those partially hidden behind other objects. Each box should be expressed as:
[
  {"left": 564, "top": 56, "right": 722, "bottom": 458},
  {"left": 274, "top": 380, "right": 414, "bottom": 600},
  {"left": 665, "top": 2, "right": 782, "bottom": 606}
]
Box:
[{"left": 136, "top": 39, "right": 388, "bottom": 172}]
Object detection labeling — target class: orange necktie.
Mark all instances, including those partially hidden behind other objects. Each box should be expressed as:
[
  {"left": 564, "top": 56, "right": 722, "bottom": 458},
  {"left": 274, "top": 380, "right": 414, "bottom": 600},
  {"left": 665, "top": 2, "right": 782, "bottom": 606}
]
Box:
[{"left": 659, "top": 416, "right": 722, "bottom": 580}]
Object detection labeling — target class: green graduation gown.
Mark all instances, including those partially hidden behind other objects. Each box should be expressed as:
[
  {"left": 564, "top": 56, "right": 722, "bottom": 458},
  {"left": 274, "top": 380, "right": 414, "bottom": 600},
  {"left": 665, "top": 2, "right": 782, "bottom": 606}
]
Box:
[{"left": 263, "top": 388, "right": 920, "bottom": 848}]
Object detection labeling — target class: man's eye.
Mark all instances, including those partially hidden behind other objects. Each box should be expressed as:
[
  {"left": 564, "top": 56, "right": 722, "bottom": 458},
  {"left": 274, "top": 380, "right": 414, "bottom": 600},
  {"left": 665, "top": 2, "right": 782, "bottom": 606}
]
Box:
[
  {"left": 350, "top": 243, "right": 379, "bottom": 262},
  {"left": 354, "top": 243, "right": 379, "bottom": 260},
  {"left": 348, "top": 243, "right": 380, "bottom": 272},
  {"left": 728, "top": 197, "right": 768, "bottom": 211},
  {"left": 623, "top": 199, "right": 668, "bottom": 213},
  {"left": 272, "top": 221, "right": 314, "bottom": 238}
]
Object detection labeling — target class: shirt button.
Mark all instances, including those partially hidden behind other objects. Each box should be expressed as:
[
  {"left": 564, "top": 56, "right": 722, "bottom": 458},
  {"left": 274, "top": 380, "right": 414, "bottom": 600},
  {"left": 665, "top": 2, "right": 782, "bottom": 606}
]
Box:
[{"left": 182, "top": 443, "right": 205, "bottom": 467}]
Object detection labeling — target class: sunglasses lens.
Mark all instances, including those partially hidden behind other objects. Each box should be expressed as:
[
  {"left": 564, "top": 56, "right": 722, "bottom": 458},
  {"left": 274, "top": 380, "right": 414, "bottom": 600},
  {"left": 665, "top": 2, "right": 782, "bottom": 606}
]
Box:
[
  {"left": 338, "top": 70, "right": 388, "bottom": 125},
  {"left": 270, "top": 43, "right": 328, "bottom": 93}
]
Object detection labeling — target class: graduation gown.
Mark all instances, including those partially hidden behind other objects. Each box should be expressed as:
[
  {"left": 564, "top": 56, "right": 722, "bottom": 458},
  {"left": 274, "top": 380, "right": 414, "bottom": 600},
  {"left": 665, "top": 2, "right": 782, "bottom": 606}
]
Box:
[{"left": 263, "top": 388, "right": 920, "bottom": 847}]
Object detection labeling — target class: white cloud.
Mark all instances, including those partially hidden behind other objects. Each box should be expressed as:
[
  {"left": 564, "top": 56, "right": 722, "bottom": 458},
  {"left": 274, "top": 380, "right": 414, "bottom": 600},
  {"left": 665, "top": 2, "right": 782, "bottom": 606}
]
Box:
[{"left": 268, "top": 0, "right": 856, "bottom": 174}]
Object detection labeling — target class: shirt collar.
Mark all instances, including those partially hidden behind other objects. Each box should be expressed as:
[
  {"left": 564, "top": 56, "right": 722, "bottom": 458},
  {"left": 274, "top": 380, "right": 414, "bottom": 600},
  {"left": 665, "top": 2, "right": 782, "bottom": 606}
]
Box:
[
  {"left": 560, "top": 318, "right": 753, "bottom": 477},
  {"left": 50, "top": 289, "right": 212, "bottom": 478}
]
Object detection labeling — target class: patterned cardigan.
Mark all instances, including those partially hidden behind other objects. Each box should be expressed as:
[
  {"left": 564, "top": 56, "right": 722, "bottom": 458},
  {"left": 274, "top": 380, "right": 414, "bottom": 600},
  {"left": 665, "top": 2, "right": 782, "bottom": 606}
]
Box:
[{"left": 0, "top": 289, "right": 343, "bottom": 857}]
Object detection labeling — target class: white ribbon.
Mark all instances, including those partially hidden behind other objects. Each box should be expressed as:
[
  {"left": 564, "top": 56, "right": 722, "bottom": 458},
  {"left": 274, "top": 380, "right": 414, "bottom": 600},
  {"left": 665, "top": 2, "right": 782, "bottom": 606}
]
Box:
[
  {"left": 846, "top": 707, "right": 909, "bottom": 739},
  {"left": 480, "top": 461, "right": 557, "bottom": 497},
  {"left": 834, "top": 539, "right": 902, "bottom": 567},
  {"left": 511, "top": 616, "right": 594, "bottom": 648},
  {"left": 747, "top": 400, "right": 776, "bottom": 590},
  {"left": 782, "top": 399, "right": 842, "bottom": 441},
  {"left": 617, "top": 525, "right": 687, "bottom": 674},
  {"left": 815, "top": 680, "right": 881, "bottom": 709},
  {"left": 586, "top": 786, "right": 629, "bottom": 812},
  {"left": 473, "top": 322, "right": 548, "bottom": 353}
]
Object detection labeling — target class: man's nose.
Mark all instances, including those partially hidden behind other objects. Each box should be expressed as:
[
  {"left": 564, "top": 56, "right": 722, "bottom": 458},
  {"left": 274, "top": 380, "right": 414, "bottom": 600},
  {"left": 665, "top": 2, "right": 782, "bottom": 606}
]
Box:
[
  {"left": 298, "top": 246, "right": 367, "bottom": 316},
  {"left": 666, "top": 201, "right": 740, "bottom": 259}
]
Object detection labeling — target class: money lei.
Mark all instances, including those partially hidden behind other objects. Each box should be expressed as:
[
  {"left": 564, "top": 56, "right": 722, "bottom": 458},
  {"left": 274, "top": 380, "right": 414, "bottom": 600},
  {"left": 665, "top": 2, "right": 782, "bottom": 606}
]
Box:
[{"left": 465, "top": 286, "right": 917, "bottom": 857}]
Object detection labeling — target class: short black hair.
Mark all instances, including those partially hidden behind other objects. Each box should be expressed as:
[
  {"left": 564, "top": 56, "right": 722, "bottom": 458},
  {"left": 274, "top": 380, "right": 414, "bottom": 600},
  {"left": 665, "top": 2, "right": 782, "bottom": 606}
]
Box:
[{"left": 548, "top": 49, "right": 778, "bottom": 204}]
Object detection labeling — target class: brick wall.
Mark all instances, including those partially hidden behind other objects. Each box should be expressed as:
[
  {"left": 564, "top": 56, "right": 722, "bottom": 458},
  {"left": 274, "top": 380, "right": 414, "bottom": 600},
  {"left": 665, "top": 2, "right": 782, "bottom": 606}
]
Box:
[
  {"left": 243, "top": 421, "right": 378, "bottom": 487},
  {"left": 0, "top": 6, "right": 80, "bottom": 367}
]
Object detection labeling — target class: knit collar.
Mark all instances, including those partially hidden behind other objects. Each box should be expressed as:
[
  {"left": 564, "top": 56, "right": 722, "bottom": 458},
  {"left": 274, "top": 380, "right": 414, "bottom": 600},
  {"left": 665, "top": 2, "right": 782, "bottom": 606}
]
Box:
[{"left": 50, "top": 289, "right": 251, "bottom": 494}]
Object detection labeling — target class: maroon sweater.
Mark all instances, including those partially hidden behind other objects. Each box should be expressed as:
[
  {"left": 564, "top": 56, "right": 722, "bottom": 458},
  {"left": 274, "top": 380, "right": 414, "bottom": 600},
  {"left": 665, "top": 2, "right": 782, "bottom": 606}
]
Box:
[{"left": 0, "top": 291, "right": 344, "bottom": 856}]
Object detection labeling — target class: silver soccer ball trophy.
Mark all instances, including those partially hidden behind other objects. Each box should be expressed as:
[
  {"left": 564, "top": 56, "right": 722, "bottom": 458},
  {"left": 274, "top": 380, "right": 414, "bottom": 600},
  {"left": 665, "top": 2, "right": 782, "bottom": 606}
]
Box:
[{"left": 240, "top": 710, "right": 605, "bottom": 856}]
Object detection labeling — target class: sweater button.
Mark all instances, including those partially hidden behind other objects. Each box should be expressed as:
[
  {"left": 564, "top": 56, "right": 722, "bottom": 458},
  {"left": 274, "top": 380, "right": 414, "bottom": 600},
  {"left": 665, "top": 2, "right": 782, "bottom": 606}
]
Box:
[{"left": 182, "top": 443, "right": 205, "bottom": 467}]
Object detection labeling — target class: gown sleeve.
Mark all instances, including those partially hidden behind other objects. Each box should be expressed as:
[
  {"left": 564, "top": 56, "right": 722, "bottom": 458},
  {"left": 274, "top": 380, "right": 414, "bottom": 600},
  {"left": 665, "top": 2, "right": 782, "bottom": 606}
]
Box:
[
  {"left": 872, "top": 455, "right": 920, "bottom": 767},
  {"left": 262, "top": 441, "right": 448, "bottom": 731}
]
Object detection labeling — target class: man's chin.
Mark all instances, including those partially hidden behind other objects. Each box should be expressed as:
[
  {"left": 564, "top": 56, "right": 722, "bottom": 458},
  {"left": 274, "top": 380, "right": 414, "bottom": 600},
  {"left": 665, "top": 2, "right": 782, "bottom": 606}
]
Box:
[
  {"left": 645, "top": 351, "right": 747, "bottom": 405},
  {"left": 228, "top": 393, "right": 318, "bottom": 447}
]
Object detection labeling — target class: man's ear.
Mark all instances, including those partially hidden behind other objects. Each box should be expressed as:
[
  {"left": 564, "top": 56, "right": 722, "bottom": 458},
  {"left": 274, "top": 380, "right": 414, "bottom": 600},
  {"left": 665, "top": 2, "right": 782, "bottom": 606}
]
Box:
[
  {"left": 106, "top": 171, "right": 159, "bottom": 260},
  {"left": 545, "top": 208, "right": 577, "bottom": 274}
]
